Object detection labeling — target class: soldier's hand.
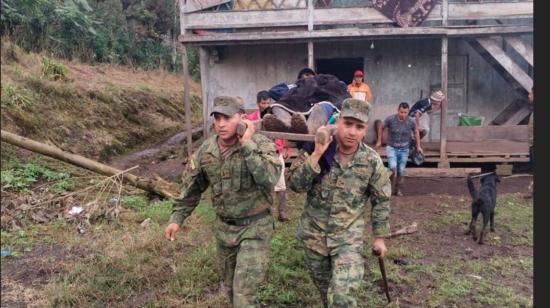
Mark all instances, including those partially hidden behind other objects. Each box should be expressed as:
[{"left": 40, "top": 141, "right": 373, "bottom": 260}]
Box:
[
  {"left": 375, "top": 142, "right": 382, "bottom": 150},
  {"left": 164, "top": 223, "right": 180, "bottom": 241},
  {"left": 313, "top": 126, "right": 332, "bottom": 155},
  {"left": 372, "top": 238, "right": 388, "bottom": 258},
  {"left": 239, "top": 119, "right": 255, "bottom": 145}
]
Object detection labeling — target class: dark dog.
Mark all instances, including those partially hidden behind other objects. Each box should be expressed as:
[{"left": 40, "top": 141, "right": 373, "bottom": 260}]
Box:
[{"left": 466, "top": 173, "right": 500, "bottom": 244}]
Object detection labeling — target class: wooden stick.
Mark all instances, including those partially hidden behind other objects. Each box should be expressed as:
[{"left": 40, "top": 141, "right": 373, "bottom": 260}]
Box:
[
  {"left": 389, "top": 222, "right": 418, "bottom": 238},
  {"left": 469, "top": 171, "right": 495, "bottom": 179}
]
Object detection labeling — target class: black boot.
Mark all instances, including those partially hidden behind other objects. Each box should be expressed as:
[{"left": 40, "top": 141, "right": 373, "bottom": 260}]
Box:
[
  {"left": 290, "top": 113, "right": 309, "bottom": 134},
  {"left": 263, "top": 114, "right": 289, "bottom": 132}
]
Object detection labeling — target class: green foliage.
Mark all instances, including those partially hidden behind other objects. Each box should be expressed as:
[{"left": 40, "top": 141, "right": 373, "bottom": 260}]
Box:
[
  {"left": 0, "top": 162, "right": 72, "bottom": 192},
  {"left": 137, "top": 200, "right": 173, "bottom": 223},
  {"left": 0, "top": 83, "right": 33, "bottom": 107},
  {"left": 122, "top": 195, "right": 148, "bottom": 210},
  {"left": 1, "top": 0, "right": 198, "bottom": 77},
  {"left": 122, "top": 195, "right": 173, "bottom": 223},
  {"left": 41, "top": 57, "right": 69, "bottom": 81}
]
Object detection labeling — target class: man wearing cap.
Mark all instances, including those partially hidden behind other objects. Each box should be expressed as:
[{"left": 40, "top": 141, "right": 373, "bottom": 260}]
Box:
[
  {"left": 347, "top": 69, "right": 373, "bottom": 103},
  {"left": 408, "top": 89, "right": 446, "bottom": 139},
  {"left": 287, "top": 98, "right": 391, "bottom": 307},
  {"left": 164, "top": 96, "right": 282, "bottom": 307}
]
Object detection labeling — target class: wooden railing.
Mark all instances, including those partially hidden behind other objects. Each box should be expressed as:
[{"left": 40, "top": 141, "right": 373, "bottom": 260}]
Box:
[{"left": 183, "top": 1, "right": 532, "bottom": 30}]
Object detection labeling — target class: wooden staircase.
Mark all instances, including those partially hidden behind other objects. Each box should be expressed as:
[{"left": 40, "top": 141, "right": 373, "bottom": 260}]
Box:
[{"left": 468, "top": 35, "right": 533, "bottom": 125}]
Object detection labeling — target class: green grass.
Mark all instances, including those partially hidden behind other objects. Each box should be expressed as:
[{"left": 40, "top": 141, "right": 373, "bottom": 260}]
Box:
[
  {"left": 0, "top": 83, "right": 34, "bottom": 107},
  {"left": 0, "top": 225, "right": 44, "bottom": 256},
  {"left": 0, "top": 161, "right": 73, "bottom": 192}
]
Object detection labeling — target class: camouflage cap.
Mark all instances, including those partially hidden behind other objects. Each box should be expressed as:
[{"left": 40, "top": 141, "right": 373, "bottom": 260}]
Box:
[
  {"left": 340, "top": 98, "right": 370, "bottom": 123},
  {"left": 210, "top": 96, "right": 245, "bottom": 117}
]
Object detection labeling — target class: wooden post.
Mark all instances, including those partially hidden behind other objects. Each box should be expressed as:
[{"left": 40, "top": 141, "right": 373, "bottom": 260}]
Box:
[
  {"left": 199, "top": 47, "right": 211, "bottom": 138},
  {"left": 308, "top": 42, "right": 314, "bottom": 69},
  {"left": 438, "top": 0, "right": 449, "bottom": 168},
  {"left": 442, "top": 0, "right": 448, "bottom": 27},
  {"left": 307, "top": 0, "right": 314, "bottom": 69},
  {"left": 182, "top": 45, "right": 193, "bottom": 159},
  {"left": 179, "top": 0, "right": 193, "bottom": 158},
  {"left": 439, "top": 36, "right": 449, "bottom": 168}
]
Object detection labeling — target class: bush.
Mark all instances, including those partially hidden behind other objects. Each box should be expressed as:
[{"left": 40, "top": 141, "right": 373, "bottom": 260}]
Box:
[
  {"left": 41, "top": 57, "right": 69, "bottom": 81},
  {"left": 0, "top": 83, "right": 33, "bottom": 107}
]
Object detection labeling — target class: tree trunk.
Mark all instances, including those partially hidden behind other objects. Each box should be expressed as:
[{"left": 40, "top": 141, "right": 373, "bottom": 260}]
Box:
[{"left": 1, "top": 130, "right": 180, "bottom": 199}]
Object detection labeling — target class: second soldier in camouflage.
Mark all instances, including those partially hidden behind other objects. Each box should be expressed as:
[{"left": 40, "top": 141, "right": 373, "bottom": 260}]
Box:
[{"left": 287, "top": 98, "right": 391, "bottom": 307}]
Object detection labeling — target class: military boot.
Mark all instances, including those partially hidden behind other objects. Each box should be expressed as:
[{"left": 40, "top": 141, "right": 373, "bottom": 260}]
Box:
[
  {"left": 290, "top": 113, "right": 309, "bottom": 134},
  {"left": 395, "top": 175, "right": 404, "bottom": 196},
  {"left": 264, "top": 106, "right": 292, "bottom": 132},
  {"left": 306, "top": 104, "right": 329, "bottom": 134}
]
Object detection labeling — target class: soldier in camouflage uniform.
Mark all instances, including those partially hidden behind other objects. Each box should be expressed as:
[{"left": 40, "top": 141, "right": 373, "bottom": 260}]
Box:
[
  {"left": 164, "top": 96, "right": 282, "bottom": 308},
  {"left": 287, "top": 98, "right": 391, "bottom": 307}
]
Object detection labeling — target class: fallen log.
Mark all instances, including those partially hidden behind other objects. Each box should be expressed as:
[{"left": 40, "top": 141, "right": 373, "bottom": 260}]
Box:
[{"left": 1, "top": 130, "right": 180, "bottom": 199}]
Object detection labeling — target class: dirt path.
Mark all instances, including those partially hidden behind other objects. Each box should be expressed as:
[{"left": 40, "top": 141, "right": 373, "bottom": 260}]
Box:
[{"left": 109, "top": 127, "right": 203, "bottom": 182}]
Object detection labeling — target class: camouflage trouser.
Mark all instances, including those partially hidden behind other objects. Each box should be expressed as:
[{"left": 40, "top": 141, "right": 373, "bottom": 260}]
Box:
[
  {"left": 215, "top": 215, "right": 273, "bottom": 308},
  {"left": 303, "top": 246, "right": 365, "bottom": 308}
]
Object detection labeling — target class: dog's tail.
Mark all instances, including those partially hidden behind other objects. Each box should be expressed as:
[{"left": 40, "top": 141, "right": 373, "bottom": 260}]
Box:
[{"left": 467, "top": 175, "right": 478, "bottom": 200}]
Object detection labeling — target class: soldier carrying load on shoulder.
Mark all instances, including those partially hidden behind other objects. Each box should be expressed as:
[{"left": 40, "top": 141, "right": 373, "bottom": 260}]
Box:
[
  {"left": 164, "top": 96, "right": 282, "bottom": 307},
  {"left": 287, "top": 98, "right": 391, "bottom": 307}
]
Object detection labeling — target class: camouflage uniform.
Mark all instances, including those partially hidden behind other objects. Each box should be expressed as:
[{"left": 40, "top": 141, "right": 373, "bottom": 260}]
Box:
[
  {"left": 287, "top": 99, "right": 391, "bottom": 307},
  {"left": 170, "top": 96, "right": 282, "bottom": 307}
]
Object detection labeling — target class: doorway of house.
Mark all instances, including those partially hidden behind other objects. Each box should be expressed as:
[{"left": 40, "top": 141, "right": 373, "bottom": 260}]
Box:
[{"left": 316, "top": 58, "right": 364, "bottom": 84}]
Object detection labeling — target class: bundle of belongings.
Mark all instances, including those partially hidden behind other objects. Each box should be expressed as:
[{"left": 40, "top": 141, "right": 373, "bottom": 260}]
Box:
[{"left": 263, "top": 74, "right": 351, "bottom": 134}]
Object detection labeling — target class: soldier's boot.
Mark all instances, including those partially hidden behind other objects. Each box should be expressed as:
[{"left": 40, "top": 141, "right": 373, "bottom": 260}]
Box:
[
  {"left": 276, "top": 191, "right": 289, "bottom": 222},
  {"left": 290, "top": 113, "right": 309, "bottom": 134},
  {"left": 306, "top": 104, "right": 329, "bottom": 134},
  {"left": 264, "top": 107, "right": 292, "bottom": 132},
  {"left": 389, "top": 170, "right": 397, "bottom": 196},
  {"left": 395, "top": 175, "right": 404, "bottom": 196}
]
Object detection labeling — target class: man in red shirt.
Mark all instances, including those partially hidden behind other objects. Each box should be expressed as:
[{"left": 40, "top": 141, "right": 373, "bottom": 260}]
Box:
[{"left": 246, "top": 91, "right": 289, "bottom": 221}]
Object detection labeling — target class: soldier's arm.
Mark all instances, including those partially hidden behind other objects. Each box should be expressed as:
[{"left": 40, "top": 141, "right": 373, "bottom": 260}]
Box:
[
  {"left": 366, "top": 154, "right": 391, "bottom": 237},
  {"left": 287, "top": 149, "right": 321, "bottom": 193},
  {"left": 241, "top": 136, "right": 282, "bottom": 192},
  {"left": 169, "top": 153, "right": 209, "bottom": 226}
]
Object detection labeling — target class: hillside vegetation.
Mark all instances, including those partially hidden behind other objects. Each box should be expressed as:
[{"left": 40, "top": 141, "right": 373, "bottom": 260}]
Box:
[{"left": 1, "top": 39, "right": 202, "bottom": 162}]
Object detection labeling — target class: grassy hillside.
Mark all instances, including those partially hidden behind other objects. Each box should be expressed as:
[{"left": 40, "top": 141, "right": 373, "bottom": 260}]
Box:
[{"left": 1, "top": 38, "right": 202, "bottom": 162}]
